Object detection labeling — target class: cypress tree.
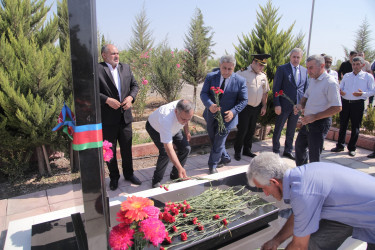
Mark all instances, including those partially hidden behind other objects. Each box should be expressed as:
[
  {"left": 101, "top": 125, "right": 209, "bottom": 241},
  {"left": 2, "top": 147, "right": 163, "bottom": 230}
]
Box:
[
  {"left": 343, "top": 18, "right": 375, "bottom": 62},
  {"left": 234, "top": 0, "right": 304, "bottom": 133},
  {"left": 0, "top": 0, "right": 63, "bottom": 177},
  {"left": 128, "top": 6, "right": 154, "bottom": 120},
  {"left": 182, "top": 8, "right": 215, "bottom": 110}
]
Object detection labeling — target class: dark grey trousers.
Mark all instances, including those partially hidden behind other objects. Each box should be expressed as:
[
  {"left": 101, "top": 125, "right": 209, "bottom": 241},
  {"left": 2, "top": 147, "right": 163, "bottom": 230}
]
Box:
[
  {"left": 146, "top": 121, "right": 190, "bottom": 184},
  {"left": 309, "top": 219, "right": 375, "bottom": 250},
  {"left": 295, "top": 117, "right": 331, "bottom": 166}
]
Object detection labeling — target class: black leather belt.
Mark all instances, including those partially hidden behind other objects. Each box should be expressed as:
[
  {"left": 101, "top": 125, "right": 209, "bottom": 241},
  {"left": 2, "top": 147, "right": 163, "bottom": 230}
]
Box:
[{"left": 342, "top": 99, "right": 364, "bottom": 104}]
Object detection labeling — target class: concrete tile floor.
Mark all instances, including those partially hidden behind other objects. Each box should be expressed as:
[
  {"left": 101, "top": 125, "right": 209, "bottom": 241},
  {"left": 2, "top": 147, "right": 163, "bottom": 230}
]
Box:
[{"left": 1, "top": 136, "right": 375, "bottom": 249}]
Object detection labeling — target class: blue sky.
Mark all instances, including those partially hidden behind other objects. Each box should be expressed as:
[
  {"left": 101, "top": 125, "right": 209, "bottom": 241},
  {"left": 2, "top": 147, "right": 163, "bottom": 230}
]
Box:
[{"left": 47, "top": 0, "right": 375, "bottom": 63}]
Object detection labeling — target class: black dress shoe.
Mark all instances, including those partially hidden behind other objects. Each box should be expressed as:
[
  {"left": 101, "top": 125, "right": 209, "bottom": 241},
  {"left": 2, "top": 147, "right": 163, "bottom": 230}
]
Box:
[
  {"left": 109, "top": 179, "right": 118, "bottom": 191},
  {"left": 125, "top": 175, "right": 142, "bottom": 185},
  {"left": 209, "top": 168, "right": 218, "bottom": 174},
  {"left": 217, "top": 159, "right": 231, "bottom": 168},
  {"left": 170, "top": 171, "right": 179, "bottom": 180},
  {"left": 243, "top": 151, "right": 257, "bottom": 158},
  {"left": 330, "top": 147, "right": 344, "bottom": 152},
  {"left": 234, "top": 152, "right": 241, "bottom": 161},
  {"left": 282, "top": 152, "right": 295, "bottom": 160},
  {"left": 368, "top": 152, "right": 375, "bottom": 158}
]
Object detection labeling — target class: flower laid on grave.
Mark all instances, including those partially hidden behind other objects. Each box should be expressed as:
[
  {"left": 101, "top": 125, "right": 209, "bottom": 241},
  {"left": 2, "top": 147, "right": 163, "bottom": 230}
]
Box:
[
  {"left": 109, "top": 196, "right": 167, "bottom": 249},
  {"left": 210, "top": 86, "right": 226, "bottom": 135},
  {"left": 110, "top": 187, "right": 272, "bottom": 249},
  {"left": 159, "top": 186, "right": 271, "bottom": 249}
]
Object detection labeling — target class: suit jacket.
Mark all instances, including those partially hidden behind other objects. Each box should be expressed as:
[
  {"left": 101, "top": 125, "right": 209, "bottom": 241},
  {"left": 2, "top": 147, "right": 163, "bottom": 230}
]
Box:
[
  {"left": 273, "top": 63, "right": 308, "bottom": 111},
  {"left": 200, "top": 71, "right": 248, "bottom": 130},
  {"left": 98, "top": 62, "right": 139, "bottom": 125}
]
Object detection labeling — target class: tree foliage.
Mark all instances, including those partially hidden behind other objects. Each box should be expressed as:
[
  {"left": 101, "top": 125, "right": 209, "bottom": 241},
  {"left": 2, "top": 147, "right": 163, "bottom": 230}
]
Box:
[
  {"left": 0, "top": 0, "right": 64, "bottom": 177},
  {"left": 343, "top": 18, "right": 375, "bottom": 62},
  {"left": 234, "top": 0, "right": 305, "bottom": 126},
  {"left": 128, "top": 5, "right": 154, "bottom": 58},
  {"left": 127, "top": 6, "right": 154, "bottom": 120},
  {"left": 182, "top": 8, "right": 215, "bottom": 109},
  {"left": 150, "top": 43, "right": 186, "bottom": 103}
]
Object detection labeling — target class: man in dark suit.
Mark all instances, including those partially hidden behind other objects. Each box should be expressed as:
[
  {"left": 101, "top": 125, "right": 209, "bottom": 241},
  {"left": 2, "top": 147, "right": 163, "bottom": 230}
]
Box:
[
  {"left": 200, "top": 55, "right": 248, "bottom": 174},
  {"left": 98, "top": 44, "right": 141, "bottom": 190},
  {"left": 272, "top": 48, "right": 308, "bottom": 160}
]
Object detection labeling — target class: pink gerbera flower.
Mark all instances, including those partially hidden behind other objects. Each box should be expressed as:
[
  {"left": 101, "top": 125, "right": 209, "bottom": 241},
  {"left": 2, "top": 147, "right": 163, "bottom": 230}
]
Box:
[
  {"left": 102, "top": 140, "right": 113, "bottom": 162},
  {"left": 109, "top": 224, "right": 135, "bottom": 250},
  {"left": 143, "top": 206, "right": 160, "bottom": 219},
  {"left": 140, "top": 218, "right": 167, "bottom": 246}
]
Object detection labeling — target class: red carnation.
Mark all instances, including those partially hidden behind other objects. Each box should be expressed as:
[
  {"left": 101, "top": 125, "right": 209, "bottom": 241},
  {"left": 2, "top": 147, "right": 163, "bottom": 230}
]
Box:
[
  {"left": 223, "top": 218, "right": 228, "bottom": 226},
  {"left": 210, "top": 86, "right": 215, "bottom": 90},
  {"left": 173, "top": 225, "right": 178, "bottom": 232},
  {"left": 279, "top": 90, "right": 284, "bottom": 95},
  {"left": 164, "top": 236, "right": 172, "bottom": 244},
  {"left": 213, "top": 214, "right": 220, "bottom": 220},
  {"left": 219, "top": 89, "right": 224, "bottom": 94},
  {"left": 275, "top": 92, "right": 279, "bottom": 97},
  {"left": 183, "top": 200, "right": 187, "bottom": 205},
  {"left": 197, "top": 224, "right": 204, "bottom": 231},
  {"left": 183, "top": 213, "right": 187, "bottom": 218},
  {"left": 181, "top": 232, "right": 188, "bottom": 241},
  {"left": 160, "top": 247, "right": 165, "bottom": 250},
  {"left": 192, "top": 217, "right": 198, "bottom": 225}
]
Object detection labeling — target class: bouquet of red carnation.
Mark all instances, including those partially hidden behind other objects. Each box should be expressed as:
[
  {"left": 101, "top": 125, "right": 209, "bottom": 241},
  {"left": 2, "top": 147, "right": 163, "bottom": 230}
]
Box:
[
  {"left": 109, "top": 196, "right": 167, "bottom": 249},
  {"left": 275, "top": 90, "right": 308, "bottom": 131},
  {"left": 210, "top": 86, "right": 226, "bottom": 135}
]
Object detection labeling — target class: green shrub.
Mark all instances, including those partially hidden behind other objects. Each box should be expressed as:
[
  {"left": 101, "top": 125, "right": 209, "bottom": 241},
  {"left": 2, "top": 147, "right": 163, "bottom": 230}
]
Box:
[
  {"left": 0, "top": 149, "right": 32, "bottom": 182},
  {"left": 363, "top": 106, "right": 375, "bottom": 132}
]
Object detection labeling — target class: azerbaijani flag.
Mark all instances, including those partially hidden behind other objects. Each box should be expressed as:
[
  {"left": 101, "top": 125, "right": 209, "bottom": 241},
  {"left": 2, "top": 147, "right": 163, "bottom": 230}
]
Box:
[
  {"left": 72, "top": 124, "right": 103, "bottom": 151},
  {"left": 53, "top": 103, "right": 103, "bottom": 151},
  {"left": 52, "top": 103, "right": 76, "bottom": 140}
]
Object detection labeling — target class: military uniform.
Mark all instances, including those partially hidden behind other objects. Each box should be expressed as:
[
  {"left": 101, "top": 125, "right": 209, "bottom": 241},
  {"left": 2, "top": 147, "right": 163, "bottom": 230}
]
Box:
[{"left": 234, "top": 54, "right": 270, "bottom": 159}]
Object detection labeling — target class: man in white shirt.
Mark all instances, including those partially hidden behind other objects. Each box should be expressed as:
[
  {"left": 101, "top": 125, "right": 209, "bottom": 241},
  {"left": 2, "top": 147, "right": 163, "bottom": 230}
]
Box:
[
  {"left": 146, "top": 99, "right": 193, "bottom": 188},
  {"left": 331, "top": 56, "right": 375, "bottom": 156},
  {"left": 324, "top": 55, "right": 338, "bottom": 83}
]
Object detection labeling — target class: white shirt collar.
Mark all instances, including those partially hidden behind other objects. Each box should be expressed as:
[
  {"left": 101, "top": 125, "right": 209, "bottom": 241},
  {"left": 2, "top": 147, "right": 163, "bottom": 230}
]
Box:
[{"left": 105, "top": 62, "right": 118, "bottom": 71}]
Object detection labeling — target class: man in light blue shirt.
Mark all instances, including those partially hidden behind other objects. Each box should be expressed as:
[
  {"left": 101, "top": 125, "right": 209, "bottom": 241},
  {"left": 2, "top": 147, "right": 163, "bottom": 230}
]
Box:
[{"left": 247, "top": 152, "right": 375, "bottom": 250}]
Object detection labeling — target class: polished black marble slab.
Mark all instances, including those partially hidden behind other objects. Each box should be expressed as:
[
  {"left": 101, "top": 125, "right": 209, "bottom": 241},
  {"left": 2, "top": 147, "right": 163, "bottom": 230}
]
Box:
[{"left": 31, "top": 172, "right": 278, "bottom": 249}]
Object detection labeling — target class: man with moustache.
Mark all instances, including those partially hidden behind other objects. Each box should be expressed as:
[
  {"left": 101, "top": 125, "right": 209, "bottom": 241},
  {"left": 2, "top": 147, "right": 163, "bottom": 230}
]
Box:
[
  {"left": 294, "top": 55, "right": 341, "bottom": 166},
  {"left": 98, "top": 44, "right": 141, "bottom": 190}
]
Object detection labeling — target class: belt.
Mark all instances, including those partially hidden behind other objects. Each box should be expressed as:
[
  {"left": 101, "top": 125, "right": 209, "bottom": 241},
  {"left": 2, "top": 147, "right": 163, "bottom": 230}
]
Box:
[{"left": 342, "top": 99, "right": 364, "bottom": 104}]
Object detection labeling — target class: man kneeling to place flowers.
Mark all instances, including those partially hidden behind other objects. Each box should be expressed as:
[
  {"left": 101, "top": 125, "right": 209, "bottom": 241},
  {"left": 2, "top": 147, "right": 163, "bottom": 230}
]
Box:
[{"left": 146, "top": 99, "right": 194, "bottom": 188}]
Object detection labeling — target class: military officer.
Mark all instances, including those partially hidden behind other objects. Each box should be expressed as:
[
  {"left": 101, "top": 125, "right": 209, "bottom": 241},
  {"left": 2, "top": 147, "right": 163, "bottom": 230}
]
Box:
[{"left": 234, "top": 54, "right": 271, "bottom": 161}]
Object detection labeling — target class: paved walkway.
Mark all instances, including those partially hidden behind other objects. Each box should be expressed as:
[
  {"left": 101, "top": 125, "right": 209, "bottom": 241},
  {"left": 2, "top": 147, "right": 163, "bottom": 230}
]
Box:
[{"left": 1, "top": 136, "right": 375, "bottom": 249}]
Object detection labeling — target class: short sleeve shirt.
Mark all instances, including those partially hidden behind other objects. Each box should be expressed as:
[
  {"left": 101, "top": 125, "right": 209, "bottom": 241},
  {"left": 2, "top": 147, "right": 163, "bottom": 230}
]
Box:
[
  {"left": 303, "top": 72, "right": 341, "bottom": 116},
  {"left": 148, "top": 100, "right": 184, "bottom": 143},
  {"left": 236, "top": 66, "right": 269, "bottom": 107},
  {"left": 283, "top": 162, "right": 375, "bottom": 243}
]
